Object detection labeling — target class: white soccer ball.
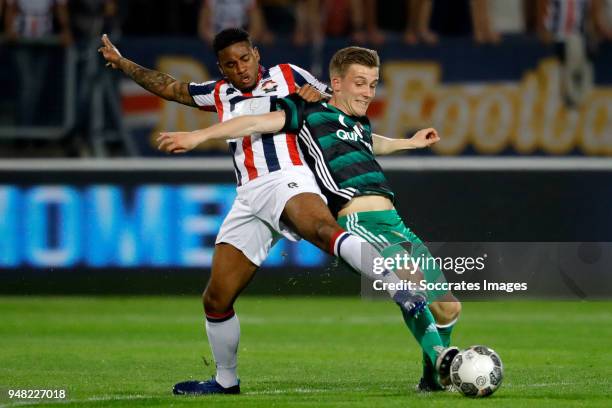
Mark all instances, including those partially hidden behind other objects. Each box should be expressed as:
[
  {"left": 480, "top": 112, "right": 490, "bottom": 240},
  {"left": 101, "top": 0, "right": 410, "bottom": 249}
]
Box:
[{"left": 450, "top": 345, "right": 503, "bottom": 397}]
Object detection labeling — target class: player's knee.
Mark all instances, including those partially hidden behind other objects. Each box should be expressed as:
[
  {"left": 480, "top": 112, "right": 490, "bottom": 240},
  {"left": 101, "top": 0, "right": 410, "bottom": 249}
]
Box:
[
  {"left": 446, "top": 300, "right": 462, "bottom": 321},
  {"left": 440, "top": 300, "right": 461, "bottom": 323},
  {"left": 298, "top": 219, "right": 338, "bottom": 252},
  {"left": 431, "top": 298, "right": 462, "bottom": 325},
  {"left": 315, "top": 220, "right": 343, "bottom": 249},
  {"left": 203, "top": 289, "right": 233, "bottom": 315}
]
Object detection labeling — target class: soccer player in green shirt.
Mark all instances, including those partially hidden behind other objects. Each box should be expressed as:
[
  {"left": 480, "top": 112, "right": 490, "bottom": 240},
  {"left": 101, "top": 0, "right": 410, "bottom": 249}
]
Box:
[{"left": 158, "top": 46, "right": 462, "bottom": 391}]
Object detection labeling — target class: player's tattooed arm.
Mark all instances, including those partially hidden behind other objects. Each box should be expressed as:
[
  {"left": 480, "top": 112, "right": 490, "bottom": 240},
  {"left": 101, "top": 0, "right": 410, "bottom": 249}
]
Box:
[
  {"left": 120, "top": 61, "right": 197, "bottom": 107},
  {"left": 372, "top": 128, "right": 440, "bottom": 155},
  {"left": 98, "top": 34, "right": 197, "bottom": 107},
  {"left": 157, "top": 111, "right": 286, "bottom": 154}
]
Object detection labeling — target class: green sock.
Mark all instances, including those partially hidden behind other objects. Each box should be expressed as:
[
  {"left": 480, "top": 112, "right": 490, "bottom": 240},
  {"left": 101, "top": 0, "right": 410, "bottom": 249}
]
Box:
[
  {"left": 399, "top": 306, "right": 443, "bottom": 370},
  {"left": 421, "top": 320, "right": 456, "bottom": 383},
  {"left": 421, "top": 350, "right": 436, "bottom": 383},
  {"left": 437, "top": 322, "right": 455, "bottom": 347}
]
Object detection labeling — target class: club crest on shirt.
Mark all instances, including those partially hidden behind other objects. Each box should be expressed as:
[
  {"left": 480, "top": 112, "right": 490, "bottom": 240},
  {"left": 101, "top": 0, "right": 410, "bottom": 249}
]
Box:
[{"left": 261, "top": 80, "right": 278, "bottom": 93}]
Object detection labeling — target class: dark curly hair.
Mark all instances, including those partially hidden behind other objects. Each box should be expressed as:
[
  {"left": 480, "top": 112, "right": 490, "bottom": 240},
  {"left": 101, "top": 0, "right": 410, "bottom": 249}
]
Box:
[{"left": 213, "top": 28, "right": 253, "bottom": 55}]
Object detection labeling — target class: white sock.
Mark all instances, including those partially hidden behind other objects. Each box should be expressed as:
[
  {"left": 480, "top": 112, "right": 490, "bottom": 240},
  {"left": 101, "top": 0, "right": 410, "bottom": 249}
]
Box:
[
  {"left": 205, "top": 313, "right": 240, "bottom": 388},
  {"left": 332, "top": 231, "right": 403, "bottom": 297}
]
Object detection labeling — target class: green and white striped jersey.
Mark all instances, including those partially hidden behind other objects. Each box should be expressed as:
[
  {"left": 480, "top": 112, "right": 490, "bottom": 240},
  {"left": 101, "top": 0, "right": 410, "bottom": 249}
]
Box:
[{"left": 276, "top": 94, "right": 394, "bottom": 216}]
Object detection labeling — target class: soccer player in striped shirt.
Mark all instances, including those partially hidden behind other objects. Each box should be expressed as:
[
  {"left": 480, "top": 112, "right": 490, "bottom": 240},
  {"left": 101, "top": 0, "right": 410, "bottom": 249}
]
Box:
[
  {"left": 100, "top": 30, "right": 428, "bottom": 394},
  {"left": 158, "top": 46, "right": 463, "bottom": 392},
  {"left": 537, "top": 0, "right": 594, "bottom": 106}
]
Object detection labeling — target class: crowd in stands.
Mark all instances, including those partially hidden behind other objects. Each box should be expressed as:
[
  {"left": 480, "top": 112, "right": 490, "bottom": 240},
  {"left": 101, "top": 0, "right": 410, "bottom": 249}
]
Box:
[
  {"left": 122, "top": 0, "right": 612, "bottom": 45},
  {"left": 1, "top": 0, "right": 611, "bottom": 156},
  {"left": 4, "top": 1, "right": 611, "bottom": 46}
]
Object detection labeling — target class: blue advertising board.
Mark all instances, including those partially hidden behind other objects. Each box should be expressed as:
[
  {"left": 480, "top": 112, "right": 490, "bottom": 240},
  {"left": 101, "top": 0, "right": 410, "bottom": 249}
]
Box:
[
  {"left": 1, "top": 160, "right": 612, "bottom": 295},
  {"left": 0, "top": 182, "right": 325, "bottom": 269}
]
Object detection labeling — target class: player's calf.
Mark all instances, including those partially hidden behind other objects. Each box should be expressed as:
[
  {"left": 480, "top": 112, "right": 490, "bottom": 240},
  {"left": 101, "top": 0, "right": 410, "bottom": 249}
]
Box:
[
  {"left": 203, "top": 289, "right": 235, "bottom": 316},
  {"left": 416, "top": 295, "right": 461, "bottom": 392},
  {"left": 281, "top": 192, "right": 341, "bottom": 252},
  {"left": 429, "top": 295, "right": 462, "bottom": 326}
]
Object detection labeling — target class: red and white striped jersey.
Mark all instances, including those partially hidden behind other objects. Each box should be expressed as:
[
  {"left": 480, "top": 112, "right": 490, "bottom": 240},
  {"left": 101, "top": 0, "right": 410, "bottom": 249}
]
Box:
[
  {"left": 189, "top": 64, "right": 330, "bottom": 186},
  {"left": 545, "top": 0, "right": 590, "bottom": 41}
]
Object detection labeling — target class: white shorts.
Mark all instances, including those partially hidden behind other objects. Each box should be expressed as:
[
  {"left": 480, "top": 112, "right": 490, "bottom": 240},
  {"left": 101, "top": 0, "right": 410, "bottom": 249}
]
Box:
[{"left": 215, "top": 167, "right": 327, "bottom": 266}]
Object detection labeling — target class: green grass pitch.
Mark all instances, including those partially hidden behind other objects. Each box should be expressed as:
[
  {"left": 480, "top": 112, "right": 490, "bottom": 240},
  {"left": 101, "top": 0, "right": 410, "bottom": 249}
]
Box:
[{"left": 1, "top": 297, "right": 610, "bottom": 407}]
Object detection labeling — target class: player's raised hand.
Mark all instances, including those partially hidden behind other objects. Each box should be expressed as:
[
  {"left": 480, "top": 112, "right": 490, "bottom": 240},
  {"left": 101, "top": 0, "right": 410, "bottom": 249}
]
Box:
[
  {"left": 157, "top": 131, "right": 201, "bottom": 154},
  {"left": 409, "top": 128, "right": 440, "bottom": 148},
  {"left": 295, "top": 85, "right": 326, "bottom": 103},
  {"left": 98, "top": 33, "right": 122, "bottom": 69}
]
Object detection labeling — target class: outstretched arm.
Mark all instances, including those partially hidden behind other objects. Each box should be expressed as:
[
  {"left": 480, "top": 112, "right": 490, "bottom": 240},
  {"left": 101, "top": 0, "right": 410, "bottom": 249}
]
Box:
[
  {"left": 372, "top": 128, "right": 440, "bottom": 155},
  {"left": 157, "top": 111, "right": 286, "bottom": 154},
  {"left": 98, "top": 34, "right": 197, "bottom": 107}
]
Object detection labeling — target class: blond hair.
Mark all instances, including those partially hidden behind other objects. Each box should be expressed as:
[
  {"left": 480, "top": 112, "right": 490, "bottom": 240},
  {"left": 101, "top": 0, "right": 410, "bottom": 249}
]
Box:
[{"left": 329, "top": 46, "right": 380, "bottom": 78}]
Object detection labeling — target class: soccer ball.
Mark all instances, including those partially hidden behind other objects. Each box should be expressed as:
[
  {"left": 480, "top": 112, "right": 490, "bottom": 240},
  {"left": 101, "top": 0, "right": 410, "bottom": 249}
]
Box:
[{"left": 450, "top": 345, "right": 503, "bottom": 397}]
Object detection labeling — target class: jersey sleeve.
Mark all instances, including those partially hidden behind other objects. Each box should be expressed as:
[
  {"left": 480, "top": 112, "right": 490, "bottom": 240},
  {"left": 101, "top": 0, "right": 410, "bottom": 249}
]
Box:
[
  {"left": 288, "top": 64, "right": 332, "bottom": 95},
  {"left": 275, "top": 94, "right": 306, "bottom": 133},
  {"left": 188, "top": 80, "right": 217, "bottom": 111}
]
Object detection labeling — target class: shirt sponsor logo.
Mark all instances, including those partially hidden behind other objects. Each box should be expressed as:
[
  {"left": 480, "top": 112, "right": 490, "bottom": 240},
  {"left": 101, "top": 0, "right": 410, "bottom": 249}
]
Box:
[{"left": 261, "top": 80, "right": 278, "bottom": 93}]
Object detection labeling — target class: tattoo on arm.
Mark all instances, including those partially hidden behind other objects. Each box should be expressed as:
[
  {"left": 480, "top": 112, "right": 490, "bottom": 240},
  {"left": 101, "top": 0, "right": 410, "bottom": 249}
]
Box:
[
  {"left": 120, "top": 59, "right": 197, "bottom": 107},
  {"left": 172, "top": 82, "right": 198, "bottom": 107}
]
